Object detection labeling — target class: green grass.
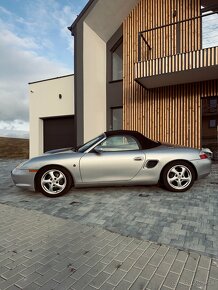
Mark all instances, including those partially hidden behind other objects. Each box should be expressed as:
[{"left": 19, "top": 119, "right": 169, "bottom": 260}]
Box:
[{"left": 0, "top": 137, "right": 29, "bottom": 159}]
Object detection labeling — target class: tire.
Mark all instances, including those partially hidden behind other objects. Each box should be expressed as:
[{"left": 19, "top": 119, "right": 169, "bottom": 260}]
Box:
[
  {"left": 161, "top": 161, "right": 195, "bottom": 192},
  {"left": 36, "top": 166, "right": 72, "bottom": 198}
]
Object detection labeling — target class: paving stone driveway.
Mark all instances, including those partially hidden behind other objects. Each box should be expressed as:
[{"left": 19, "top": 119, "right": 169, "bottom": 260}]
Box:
[
  {"left": 1, "top": 203, "right": 218, "bottom": 290},
  {"left": 0, "top": 159, "right": 218, "bottom": 258}
]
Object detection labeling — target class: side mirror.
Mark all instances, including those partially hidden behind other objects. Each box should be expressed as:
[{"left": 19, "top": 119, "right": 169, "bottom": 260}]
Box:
[{"left": 94, "top": 146, "right": 104, "bottom": 154}]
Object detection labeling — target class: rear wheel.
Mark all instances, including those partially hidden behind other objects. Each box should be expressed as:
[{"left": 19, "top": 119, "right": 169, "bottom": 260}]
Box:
[
  {"left": 36, "top": 166, "right": 72, "bottom": 197},
  {"left": 161, "top": 161, "right": 195, "bottom": 192}
]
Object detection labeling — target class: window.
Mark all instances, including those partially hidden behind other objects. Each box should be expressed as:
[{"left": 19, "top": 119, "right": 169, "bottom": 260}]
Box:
[
  {"left": 111, "top": 107, "right": 123, "bottom": 130},
  {"left": 100, "top": 135, "right": 140, "bottom": 152},
  {"left": 208, "top": 98, "right": 217, "bottom": 112},
  {"left": 209, "top": 119, "right": 217, "bottom": 128},
  {"left": 112, "top": 39, "right": 123, "bottom": 81}
]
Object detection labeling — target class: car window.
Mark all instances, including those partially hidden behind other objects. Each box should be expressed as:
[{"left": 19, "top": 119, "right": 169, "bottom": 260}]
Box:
[
  {"left": 78, "top": 134, "right": 105, "bottom": 152},
  {"left": 100, "top": 135, "right": 140, "bottom": 151}
]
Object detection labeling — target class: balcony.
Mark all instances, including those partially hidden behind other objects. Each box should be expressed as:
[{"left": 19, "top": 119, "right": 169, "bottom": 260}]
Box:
[{"left": 135, "top": 11, "right": 218, "bottom": 89}]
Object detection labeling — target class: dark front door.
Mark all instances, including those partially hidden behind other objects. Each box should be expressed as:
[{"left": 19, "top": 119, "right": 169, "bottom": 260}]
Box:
[
  {"left": 43, "top": 116, "right": 76, "bottom": 152},
  {"left": 202, "top": 96, "right": 218, "bottom": 160}
]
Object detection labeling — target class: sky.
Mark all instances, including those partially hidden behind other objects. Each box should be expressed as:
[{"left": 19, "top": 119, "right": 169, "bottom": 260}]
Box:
[{"left": 0, "top": 0, "right": 88, "bottom": 138}]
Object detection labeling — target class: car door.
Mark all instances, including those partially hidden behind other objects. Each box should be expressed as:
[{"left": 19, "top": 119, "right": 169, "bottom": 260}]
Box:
[{"left": 80, "top": 135, "right": 145, "bottom": 183}]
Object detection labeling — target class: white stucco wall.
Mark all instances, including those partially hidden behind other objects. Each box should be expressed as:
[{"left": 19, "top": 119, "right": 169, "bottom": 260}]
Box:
[
  {"left": 29, "top": 75, "right": 74, "bottom": 158},
  {"left": 83, "top": 22, "right": 107, "bottom": 142}
]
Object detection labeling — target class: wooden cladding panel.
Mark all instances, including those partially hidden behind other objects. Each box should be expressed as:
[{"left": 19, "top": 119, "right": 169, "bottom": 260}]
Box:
[
  {"left": 123, "top": 0, "right": 218, "bottom": 148},
  {"left": 135, "top": 47, "right": 218, "bottom": 78}
]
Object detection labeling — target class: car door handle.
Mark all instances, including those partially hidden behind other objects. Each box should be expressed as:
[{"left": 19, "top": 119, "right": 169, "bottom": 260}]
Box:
[{"left": 134, "top": 157, "right": 143, "bottom": 161}]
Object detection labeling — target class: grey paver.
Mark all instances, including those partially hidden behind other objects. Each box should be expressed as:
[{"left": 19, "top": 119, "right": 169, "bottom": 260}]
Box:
[
  {"left": 207, "top": 278, "right": 218, "bottom": 290},
  {"left": 198, "top": 255, "right": 211, "bottom": 269},
  {"left": 37, "top": 279, "right": 59, "bottom": 290},
  {"left": 119, "top": 258, "right": 136, "bottom": 272},
  {"left": 53, "top": 268, "right": 75, "bottom": 283},
  {"left": 129, "top": 276, "right": 148, "bottom": 290},
  {"left": 115, "top": 280, "right": 132, "bottom": 290},
  {"left": 15, "top": 272, "right": 42, "bottom": 288},
  {"left": 209, "top": 265, "right": 218, "bottom": 279},
  {"left": 170, "top": 260, "right": 185, "bottom": 274},
  {"left": 106, "top": 269, "right": 126, "bottom": 286},
  {"left": 175, "top": 283, "right": 190, "bottom": 290},
  {"left": 0, "top": 273, "right": 24, "bottom": 290},
  {"left": 185, "top": 254, "right": 200, "bottom": 272},
  {"left": 156, "top": 261, "right": 171, "bottom": 277},
  {"left": 194, "top": 267, "right": 209, "bottom": 284},
  {"left": 146, "top": 274, "right": 164, "bottom": 290},
  {"left": 179, "top": 269, "right": 195, "bottom": 286},
  {"left": 88, "top": 271, "right": 110, "bottom": 288},
  {"left": 123, "top": 267, "right": 141, "bottom": 283},
  {"left": 140, "top": 264, "right": 156, "bottom": 280},
  {"left": 163, "top": 271, "right": 180, "bottom": 288},
  {"left": 70, "top": 274, "right": 93, "bottom": 289},
  {"left": 88, "top": 262, "right": 107, "bottom": 277},
  {"left": 99, "top": 283, "right": 115, "bottom": 290},
  {"left": 104, "top": 260, "right": 123, "bottom": 275},
  {"left": 34, "top": 269, "right": 59, "bottom": 286}
]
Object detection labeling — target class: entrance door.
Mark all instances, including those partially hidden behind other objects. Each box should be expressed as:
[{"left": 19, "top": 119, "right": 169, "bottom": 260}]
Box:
[{"left": 202, "top": 97, "right": 218, "bottom": 160}]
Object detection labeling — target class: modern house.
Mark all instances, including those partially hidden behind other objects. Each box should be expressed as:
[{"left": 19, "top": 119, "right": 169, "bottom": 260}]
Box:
[
  {"left": 29, "top": 74, "right": 75, "bottom": 157},
  {"left": 68, "top": 0, "right": 218, "bottom": 158}
]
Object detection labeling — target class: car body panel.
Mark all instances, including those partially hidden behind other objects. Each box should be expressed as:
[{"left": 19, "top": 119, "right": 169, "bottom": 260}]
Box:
[
  {"left": 11, "top": 130, "right": 212, "bottom": 192},
  {"left": 80, "top": 151, "right": 145, "bottom": 183}
]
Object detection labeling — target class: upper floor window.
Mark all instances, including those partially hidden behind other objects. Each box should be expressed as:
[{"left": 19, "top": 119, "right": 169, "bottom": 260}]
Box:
[{"left": 111, "top": 39, "right": 123, "bottom": 81}]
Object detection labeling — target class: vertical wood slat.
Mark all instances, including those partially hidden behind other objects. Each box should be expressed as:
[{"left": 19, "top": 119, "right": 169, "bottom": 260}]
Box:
[{"left": 123, "top": 0, "right": 218, "bottom": 148}]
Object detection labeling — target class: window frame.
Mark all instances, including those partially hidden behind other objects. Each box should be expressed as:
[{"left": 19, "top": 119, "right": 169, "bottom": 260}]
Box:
[
  {"left": 111, "top": 106, "right": 123, "bottom": 130},
  {"left": 111, "top": 37, "right": 123, "bottom": 82}
]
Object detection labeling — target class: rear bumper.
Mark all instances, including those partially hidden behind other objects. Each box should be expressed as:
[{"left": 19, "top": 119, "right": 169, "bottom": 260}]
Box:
[
  {"left": 191, "top": 158, "right": 212, "bottom": 179},
  {"left": 11, "top": 168, "right": 35, "bottom": 191}
]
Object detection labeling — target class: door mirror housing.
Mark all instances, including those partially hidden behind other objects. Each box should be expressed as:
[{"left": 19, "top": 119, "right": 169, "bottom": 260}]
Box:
[{"left": 94, "top": 146, "right": 104, "bottom": 154}]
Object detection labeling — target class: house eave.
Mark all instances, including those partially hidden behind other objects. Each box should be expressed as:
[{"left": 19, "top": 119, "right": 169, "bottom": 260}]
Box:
[{"left": 68, "top": 0, "right": 96, "bottom": 36}]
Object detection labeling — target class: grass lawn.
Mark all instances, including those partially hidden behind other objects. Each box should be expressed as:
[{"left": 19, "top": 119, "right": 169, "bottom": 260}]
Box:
[{"left": 0, "top": 137, "right": 29, "bottom": 159}]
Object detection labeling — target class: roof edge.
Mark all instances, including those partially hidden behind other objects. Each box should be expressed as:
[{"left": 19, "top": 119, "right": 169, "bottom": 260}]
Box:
[
  {"left": 29, "top": 74, "right": 74, "bottom": 85},
  {"left": 68, "top": 0, "right": 95, "bottom": 35}
]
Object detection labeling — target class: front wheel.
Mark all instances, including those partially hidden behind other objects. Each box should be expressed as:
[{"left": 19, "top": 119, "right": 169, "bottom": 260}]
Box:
[
  {"left": 161, "top": 161, "right": 195, "bottom": 192},
  {"left": 36, "top": 166, "right": 72, "bottom": 197}
]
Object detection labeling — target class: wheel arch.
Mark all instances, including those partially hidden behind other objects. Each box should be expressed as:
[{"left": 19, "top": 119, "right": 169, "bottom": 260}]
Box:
[
  {"left": 159, "top": 159, "right": 198, "bottom": 183},
  {"left": 34, "top": 164, "right": 75, "bottom": 191}
]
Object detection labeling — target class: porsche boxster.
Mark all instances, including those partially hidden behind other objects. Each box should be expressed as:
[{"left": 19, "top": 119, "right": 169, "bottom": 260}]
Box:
[{"left": 11, "top": 130, "right": 211, "bottom": 197}]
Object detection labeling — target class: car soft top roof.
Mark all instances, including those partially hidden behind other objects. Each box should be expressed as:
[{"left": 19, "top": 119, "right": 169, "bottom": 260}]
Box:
[{"left": 104, "top": 130, "right": 160, "bottom": 149}]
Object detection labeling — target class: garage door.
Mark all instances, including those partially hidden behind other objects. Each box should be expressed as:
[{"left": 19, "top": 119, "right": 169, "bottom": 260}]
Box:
[{"left": 43, "top": 116, "right": 76, "bottom": 152}]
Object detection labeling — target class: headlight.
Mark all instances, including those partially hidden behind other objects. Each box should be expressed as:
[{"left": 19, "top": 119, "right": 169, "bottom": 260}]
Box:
[{"left": 16, "top": 160, "right": 28, "bottom": 169}]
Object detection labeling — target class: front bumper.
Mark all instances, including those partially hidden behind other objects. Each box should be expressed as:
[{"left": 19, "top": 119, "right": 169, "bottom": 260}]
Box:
[{"left": 11, "top": 168, "right": 36, "bottom": 191}]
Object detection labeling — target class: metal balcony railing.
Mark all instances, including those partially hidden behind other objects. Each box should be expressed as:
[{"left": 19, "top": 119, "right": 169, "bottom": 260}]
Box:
[{"left": 138, "top": 11, "right": 218, "bottom": 62}]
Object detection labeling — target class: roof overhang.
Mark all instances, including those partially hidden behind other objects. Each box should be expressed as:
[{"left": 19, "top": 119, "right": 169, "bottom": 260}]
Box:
[{"left": 69, "top": 0, "right": 139, "bottom": 42}]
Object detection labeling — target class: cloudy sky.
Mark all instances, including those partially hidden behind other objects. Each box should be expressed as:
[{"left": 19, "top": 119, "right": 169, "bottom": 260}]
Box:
[{"left": 0, "top": 0, "right": 88, "bottom": 138}]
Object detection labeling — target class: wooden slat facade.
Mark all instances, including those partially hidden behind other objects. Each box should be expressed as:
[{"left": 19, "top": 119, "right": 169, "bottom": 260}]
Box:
[
  {"left": 135, "top": 46, "right": 218, "bottom": 79},
  {"left": 123, "top": 0, "right": 218, "bottom": 148}
]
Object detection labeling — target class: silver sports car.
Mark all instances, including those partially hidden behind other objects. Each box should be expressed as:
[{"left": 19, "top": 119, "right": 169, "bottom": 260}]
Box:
[{"left": 12, "top": 130, "right": 211, "bottom": 197}]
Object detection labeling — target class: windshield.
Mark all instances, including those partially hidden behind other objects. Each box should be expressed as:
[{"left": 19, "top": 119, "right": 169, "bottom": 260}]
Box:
[{"left": 77, "top": 134, "right": 105, "bottom": 153}]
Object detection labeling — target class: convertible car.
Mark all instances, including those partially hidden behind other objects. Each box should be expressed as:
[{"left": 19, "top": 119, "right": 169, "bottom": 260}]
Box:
[{"left": 12, "top": 130, "right": 211, "bottom": 197}]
